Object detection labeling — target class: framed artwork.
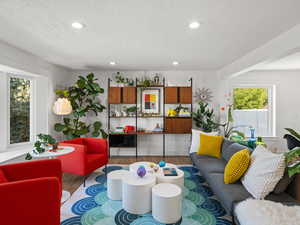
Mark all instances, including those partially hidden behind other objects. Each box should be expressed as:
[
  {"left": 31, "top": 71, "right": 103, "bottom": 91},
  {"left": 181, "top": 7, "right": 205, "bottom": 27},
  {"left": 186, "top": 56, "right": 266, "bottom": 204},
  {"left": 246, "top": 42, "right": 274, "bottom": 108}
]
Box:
[{"left": 141, "top": 88, "right": 160, "bottom": 114}]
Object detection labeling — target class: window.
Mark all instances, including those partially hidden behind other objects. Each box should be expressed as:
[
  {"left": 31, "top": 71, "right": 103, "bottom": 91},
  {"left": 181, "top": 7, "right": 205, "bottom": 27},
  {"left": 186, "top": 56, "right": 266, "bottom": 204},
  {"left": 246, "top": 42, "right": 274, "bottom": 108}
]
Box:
[
  {"left": 232, "top": 85, "right": 275, "bottom": 137},
  {"left": 9, "top": 76, "right": 32, "bottom": 144}
]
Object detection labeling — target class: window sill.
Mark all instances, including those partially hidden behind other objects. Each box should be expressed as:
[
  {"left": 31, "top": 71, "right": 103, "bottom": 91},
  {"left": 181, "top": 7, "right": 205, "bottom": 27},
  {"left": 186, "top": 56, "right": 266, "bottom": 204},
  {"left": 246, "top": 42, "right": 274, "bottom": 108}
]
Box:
[{"left": 0, "top": 144, "right": 33, "bottom": 164}]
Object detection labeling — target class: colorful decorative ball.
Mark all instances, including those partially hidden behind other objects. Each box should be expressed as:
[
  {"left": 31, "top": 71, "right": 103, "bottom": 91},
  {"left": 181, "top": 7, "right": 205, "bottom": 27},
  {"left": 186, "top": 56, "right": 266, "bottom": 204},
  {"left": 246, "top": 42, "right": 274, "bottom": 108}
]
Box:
[
  {"left": 137, "top": 166, "right": 146, "bottom": 178},
  {"left": 158, "top": 161, "right": 166, "bottom": 168}
]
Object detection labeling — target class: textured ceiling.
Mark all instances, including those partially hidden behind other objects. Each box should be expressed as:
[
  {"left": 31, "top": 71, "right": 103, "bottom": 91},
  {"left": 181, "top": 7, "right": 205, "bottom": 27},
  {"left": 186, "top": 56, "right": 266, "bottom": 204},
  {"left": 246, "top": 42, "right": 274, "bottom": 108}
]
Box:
[{"left": 0, "top": 0, "right": 300, "bottom": 70}]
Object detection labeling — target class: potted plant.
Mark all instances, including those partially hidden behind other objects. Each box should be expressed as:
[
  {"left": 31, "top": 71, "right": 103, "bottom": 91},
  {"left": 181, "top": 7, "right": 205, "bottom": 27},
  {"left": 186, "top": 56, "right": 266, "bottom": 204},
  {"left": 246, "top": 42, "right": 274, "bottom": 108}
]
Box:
[{"left": 25, "top": 134, "right": 57, "bottom": 160}]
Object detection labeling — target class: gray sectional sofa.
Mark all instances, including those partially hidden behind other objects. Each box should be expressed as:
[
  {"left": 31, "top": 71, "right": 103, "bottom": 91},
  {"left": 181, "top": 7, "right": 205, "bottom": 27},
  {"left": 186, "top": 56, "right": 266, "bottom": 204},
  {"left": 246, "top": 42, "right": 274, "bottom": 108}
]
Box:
[{"left": 190, "top": 139, "right": 300, "bottom": 225}]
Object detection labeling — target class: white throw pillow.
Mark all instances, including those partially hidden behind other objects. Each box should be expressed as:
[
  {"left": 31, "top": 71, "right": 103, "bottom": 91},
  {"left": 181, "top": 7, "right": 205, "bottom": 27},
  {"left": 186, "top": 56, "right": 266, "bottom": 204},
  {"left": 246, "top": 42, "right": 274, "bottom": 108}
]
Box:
[
  {"left": 189, "top": 129, "right": 218, "bottom": 153},
  {"left": 241, "top": 145, "right": 285, "bottom": 199}
]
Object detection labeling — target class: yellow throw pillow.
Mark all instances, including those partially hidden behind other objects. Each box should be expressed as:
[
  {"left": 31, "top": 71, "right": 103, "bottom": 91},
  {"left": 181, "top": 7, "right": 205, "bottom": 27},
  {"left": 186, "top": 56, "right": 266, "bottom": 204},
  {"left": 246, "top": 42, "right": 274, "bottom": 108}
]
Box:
[
  {"left": 224, "top": 149, "right": 250, "bottom": 184},
  {"left": 197, "top": 134, "right": 223, "bottom": 158}
]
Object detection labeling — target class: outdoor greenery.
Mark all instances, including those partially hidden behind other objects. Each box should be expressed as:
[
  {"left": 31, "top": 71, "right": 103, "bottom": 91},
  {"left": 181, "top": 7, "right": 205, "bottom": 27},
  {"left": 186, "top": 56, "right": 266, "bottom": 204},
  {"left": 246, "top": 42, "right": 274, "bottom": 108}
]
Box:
[
  {"left": 10, "top": 77, "right": 31, "bottom": 144},
  {"left": 54, "top": 73, "right": 107, "bottom": 139},
  {"left": 192, "top": 102, "right": 219, "bottom": 132},
  {"left": 25, "top": 134, "right": 57, "bottom": 160},
  {"left": 233, "top": 88, "right": 268, "bottom": 110}
]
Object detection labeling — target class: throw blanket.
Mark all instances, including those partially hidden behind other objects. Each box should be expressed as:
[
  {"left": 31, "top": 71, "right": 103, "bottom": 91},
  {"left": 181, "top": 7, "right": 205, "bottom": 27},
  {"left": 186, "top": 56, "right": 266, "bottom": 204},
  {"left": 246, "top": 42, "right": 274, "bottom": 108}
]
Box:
[{"left": 235, "top": 199, "right": 300, "bottom": 225}]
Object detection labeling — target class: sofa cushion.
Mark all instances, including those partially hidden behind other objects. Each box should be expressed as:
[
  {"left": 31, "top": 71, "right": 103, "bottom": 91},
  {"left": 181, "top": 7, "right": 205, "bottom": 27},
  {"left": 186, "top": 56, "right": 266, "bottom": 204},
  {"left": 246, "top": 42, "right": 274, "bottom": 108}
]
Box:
[
  {"left": 190, "top": 153, "right": 227, "bottom": 177},
  {"left": 198, "top": 134, "right": 223, "bottom": 158},
  {"left": 222, "top": 142, "right": 250, "bottom": 162},
  {"left": 0, "top": 169, "right": 8, "bottom": 183},
  {"left": 205, "top": 173, "right": 252, "bottom": 214}
]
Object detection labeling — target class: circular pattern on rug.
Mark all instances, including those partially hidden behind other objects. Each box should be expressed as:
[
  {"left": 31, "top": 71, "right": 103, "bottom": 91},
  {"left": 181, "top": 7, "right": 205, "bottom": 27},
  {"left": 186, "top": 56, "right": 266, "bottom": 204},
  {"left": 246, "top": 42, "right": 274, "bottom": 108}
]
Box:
[
  {"left": 183, "top": 170, "right": 191, "bottom": 178},
  {"left": 103, "top": 165, "right": 123, "bottom": 174},
  {"left": 194, "top": 185, "right": 213, "bottom": 197},
  {"left": 61, "top": 216, "right": 81, "bottom": 225},
  {"left": 182, "top": 186, "right": 190, "bottom": 197},
  {"left": 186, "top": 191, "right": 206, "bottom": 206},
  {"left": 100, "top": 200, "right": 123, "bottom": 216},
  {"left": 201, "top": 199, "right": 226, "bottom": 217},
  {"left": 180, "top": 217, "right": 202, "bottom": 225},
  {"left": 178, "top": 166, "right": 199, "bottom": 173},
  {"left": 94, "top": 191, "right": 109, "bottom": 205},
  {"left": 86, "top": 184, "right": 107, "bottom": 196},
  {"left": 93, "top": 217, "right": 116, "bottom": 225},
  {"left": 184, "top": 179, "right": 197, "bottom": 190},
  {"left": 81, "top": 206, "right": 107, "bottom": 225},
  {"left": 192, "top": 174, "right": 206, "bottom": 183},
  {"left": 216, "top": 218, "right": 232, "bottom": 225},
  {"left": 71, "top": 197, "right": 98, "bottom": 215},
  {"left": 190, "top": 208, "right": 217, "bottom": 225},
  {"left": 130, "top": 216, "right": 164, "bottom": 225},
  {"left": 182, "top": 199, "right": 197, "bottom": 217},
  {"left": 114, "top": 209, "right": 139, "bottom": 225},
  {"left": 95, "top": 174, "right": 107, "bottom": 184}
]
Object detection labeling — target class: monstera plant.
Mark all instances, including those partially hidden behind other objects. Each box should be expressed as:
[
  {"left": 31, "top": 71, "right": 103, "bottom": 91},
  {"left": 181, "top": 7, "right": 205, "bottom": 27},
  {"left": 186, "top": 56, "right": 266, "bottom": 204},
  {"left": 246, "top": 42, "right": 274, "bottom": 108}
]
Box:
[{"left": 54, "top": 73, "right": 107, "bottom": 139}]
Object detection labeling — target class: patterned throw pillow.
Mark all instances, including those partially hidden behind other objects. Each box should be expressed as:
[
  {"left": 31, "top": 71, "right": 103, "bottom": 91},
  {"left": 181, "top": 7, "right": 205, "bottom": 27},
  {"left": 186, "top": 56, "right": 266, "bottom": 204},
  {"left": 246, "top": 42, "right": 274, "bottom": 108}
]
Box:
[
  {"left": 241, "top": 145, "right": 285, "bottom": 199},
  {"left": 224, "top": 149, "right": 251, "bottom": 184},
  {"left": 285, "top": 148, "right": 300, "bottom": 177}
]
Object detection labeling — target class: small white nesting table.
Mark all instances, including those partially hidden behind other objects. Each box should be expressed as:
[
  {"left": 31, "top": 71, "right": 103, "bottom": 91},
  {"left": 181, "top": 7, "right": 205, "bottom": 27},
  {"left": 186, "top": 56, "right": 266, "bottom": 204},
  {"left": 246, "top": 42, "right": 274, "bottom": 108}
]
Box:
[
  {"left": 122, "top": 172, "right": 156, "bottom": 214},
  {"left": 152, "top": 183, "right": 182, "bottom": 224},
  {"left": 30, "top": 146, "right": 74, "bottom": 203},
  {"left": 107, "top": 169, "right": 129, "bottom": 200}
]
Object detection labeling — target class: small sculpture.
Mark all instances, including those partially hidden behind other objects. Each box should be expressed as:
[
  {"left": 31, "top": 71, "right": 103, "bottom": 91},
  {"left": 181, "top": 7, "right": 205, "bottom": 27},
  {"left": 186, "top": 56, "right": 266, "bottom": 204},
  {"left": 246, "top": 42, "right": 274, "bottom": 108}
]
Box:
[
  {"left": 137, "top": 166, "right": 147, "bottom": 178},
  {"left": 158, "top": 161, "right": 166, "bottom": 168}
]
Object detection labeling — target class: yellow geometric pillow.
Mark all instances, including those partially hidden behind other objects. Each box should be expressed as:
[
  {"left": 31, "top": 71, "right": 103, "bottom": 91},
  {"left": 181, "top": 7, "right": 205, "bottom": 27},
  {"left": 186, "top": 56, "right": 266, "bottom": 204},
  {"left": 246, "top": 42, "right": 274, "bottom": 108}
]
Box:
[
  {"left": 197, "top": 134, "right": 223, "bottom": 158},
  {"left": 224, "top": 149, "right": 251, "bottom": 184}
]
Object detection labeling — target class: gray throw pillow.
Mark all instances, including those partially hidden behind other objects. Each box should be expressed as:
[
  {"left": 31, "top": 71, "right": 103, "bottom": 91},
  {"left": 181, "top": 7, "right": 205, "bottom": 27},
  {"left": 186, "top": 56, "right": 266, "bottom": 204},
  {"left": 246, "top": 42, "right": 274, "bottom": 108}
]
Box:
[{"left": 273, "top": 170, "right": 294, "bottom": 194}]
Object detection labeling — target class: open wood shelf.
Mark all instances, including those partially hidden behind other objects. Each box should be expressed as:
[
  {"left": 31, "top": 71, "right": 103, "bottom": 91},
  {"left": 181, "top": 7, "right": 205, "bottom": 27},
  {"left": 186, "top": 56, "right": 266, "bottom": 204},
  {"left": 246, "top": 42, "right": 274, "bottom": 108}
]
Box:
[{"left": 108, "top": 77, "right": 193, "bottom": 158}]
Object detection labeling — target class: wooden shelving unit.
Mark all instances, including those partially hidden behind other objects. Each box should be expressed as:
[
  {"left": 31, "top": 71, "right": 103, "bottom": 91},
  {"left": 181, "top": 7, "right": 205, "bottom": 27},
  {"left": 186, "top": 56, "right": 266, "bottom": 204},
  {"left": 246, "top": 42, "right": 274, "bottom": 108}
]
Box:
[{"left": 108, "top": 77, "right": 193, "bottom": 158}]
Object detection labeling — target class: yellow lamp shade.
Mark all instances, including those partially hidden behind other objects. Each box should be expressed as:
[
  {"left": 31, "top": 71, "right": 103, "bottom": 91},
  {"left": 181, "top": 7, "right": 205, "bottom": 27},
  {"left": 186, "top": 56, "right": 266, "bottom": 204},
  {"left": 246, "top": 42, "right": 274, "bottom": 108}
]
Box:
[{"left": 53, "top": 98, "right": 72, "bottom": 115}]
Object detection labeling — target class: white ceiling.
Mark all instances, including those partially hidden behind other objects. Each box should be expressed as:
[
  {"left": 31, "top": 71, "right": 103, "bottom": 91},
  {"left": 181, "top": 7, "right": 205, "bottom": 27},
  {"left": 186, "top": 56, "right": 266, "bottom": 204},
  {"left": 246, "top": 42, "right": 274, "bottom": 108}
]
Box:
[
  {"left": 0, "top": 0, "right": 300, "bottom": 71},
  {"left": 255, "top": 52, "right": 300, "bottom": 70}
]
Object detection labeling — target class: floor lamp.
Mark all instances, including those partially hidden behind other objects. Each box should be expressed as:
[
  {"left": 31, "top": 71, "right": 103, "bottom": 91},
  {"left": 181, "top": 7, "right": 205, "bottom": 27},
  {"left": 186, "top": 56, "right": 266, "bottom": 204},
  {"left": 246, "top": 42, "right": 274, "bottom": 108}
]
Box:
[{"left": 53, "top": 97, "right": 72, "bottom": 141}]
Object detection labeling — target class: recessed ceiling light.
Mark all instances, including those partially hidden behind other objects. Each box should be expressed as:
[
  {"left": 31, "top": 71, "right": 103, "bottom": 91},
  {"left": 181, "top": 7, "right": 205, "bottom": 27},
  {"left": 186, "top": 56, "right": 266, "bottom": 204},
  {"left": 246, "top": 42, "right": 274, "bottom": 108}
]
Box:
[
  {"left": 172, "top": 61, "right": 179, "bottom": 66},
  {"left": 189, "top": 21, "right": 200, "bottom": 29},
  {"left": 71, "top": 22, "right": 84, "bottom": 29},
  {"left": 109, "top": 61, "right": 116, "bottom": 65}
]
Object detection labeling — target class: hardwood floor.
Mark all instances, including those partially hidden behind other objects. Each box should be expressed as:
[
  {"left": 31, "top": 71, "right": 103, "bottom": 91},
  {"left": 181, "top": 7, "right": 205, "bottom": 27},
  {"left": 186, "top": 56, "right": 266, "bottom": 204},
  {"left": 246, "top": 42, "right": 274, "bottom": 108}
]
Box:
[{"left": 62, "top": 156, "right": 192, "bottom": 194}]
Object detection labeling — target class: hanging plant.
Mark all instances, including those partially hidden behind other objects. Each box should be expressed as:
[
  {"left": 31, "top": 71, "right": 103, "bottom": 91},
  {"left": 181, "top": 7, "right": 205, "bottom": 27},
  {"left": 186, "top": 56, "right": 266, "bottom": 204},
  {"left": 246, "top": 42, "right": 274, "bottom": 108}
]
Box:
[{"left": 54, "top": 73, "right": 107, "bottom": 139}]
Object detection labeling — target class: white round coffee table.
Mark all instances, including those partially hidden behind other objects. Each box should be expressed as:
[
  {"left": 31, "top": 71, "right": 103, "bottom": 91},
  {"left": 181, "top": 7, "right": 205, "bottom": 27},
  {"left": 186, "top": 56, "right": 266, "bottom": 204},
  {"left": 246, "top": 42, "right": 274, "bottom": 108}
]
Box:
[
  {"left": 129, "top": 161, "right": 177, "bottom": 173},
  {"left": 152, "top": 183, "right": 182, "bottom": 224},
  {"left": 156, "top": 168, "right": 184, "bottom": 190},
  {"left": 107, "top": 170, "right": 129, "bottom": 200},
  {"left": 30, "top": 146, "right": 74, "bottom": 203},
  {"left": 122, "top": 172, "right": 156, "bottom": 214}
]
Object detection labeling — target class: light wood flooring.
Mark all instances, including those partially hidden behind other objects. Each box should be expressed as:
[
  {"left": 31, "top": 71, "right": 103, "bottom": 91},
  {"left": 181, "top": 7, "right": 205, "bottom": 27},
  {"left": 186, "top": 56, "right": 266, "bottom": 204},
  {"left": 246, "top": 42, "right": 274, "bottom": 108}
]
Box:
[{"left": 62, "top": 156, "right": 192, "bottom": 194}]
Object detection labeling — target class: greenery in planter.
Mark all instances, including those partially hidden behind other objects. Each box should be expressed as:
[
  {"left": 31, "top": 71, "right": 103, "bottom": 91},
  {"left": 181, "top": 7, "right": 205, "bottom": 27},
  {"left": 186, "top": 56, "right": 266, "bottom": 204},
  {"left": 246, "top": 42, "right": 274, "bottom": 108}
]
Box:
[
  {"left": 114, "top": 72, "right": 134, "bottom": 86},
  {"left": 25, "top": 134, "right": 57, "bottom": 160},
  {"left": 54, "top": 73, "right": 107, "bottom": 139},
  {"left": 192, "top": 102, "right": 219, "bottom": 133}
]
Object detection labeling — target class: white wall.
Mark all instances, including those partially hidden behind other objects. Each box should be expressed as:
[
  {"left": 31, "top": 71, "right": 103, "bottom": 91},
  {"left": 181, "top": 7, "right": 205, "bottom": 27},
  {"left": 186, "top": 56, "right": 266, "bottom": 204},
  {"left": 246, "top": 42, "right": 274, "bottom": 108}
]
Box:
[
  {"left": 67, "top": 70, "right": 220, "bottom": 156},
  {"left": 0, "top": 40, "right": 72, "bottom": 152},
  {"left": 228, "top": 70, "right": 300, "bottom": 152}
]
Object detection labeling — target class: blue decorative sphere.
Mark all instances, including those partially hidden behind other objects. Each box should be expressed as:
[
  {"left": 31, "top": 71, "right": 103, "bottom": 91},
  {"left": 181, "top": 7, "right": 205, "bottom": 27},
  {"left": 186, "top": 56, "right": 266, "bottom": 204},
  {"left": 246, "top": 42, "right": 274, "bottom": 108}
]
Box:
[
  {"left": 137, "top": 166, "right": 146, "bottom": 178},
  {"left": 158, "top": 161, "right": 166, "bottom": 168}
]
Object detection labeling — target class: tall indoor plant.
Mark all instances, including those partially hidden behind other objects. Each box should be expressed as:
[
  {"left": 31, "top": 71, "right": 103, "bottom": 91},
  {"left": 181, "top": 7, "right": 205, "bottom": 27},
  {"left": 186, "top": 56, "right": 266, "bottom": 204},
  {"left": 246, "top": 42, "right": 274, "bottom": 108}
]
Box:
[{"left": 54, "top": 73, "right": 107, "bottom": 139}]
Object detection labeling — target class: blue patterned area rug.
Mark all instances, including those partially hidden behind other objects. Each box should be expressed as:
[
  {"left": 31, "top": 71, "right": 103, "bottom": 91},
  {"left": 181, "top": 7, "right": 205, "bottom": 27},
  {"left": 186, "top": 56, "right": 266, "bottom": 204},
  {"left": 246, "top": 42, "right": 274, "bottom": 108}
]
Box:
[{"left": 61, "top": 165, "right": 232, "bottom": 225}]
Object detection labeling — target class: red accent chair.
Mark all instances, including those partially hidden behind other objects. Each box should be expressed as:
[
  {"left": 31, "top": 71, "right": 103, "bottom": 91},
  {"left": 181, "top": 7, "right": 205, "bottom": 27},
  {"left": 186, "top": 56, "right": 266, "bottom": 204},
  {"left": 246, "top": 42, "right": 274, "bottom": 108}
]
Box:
[
  {"left": 58, "top": 138, "right": 108, "bottom": 185},
  {"left": 0, "top": 159, "right": 62, "bottom": 225}
]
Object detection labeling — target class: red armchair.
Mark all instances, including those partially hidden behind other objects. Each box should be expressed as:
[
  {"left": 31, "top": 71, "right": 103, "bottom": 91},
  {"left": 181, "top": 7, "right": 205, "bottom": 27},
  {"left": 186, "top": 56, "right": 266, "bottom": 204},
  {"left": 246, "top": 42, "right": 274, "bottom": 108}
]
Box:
[
  {"left": 58, "top": 138, "right": 108, "bottom": 185},
  {"left": 0, "top": 159, "right": 62, "bottom": 225}
]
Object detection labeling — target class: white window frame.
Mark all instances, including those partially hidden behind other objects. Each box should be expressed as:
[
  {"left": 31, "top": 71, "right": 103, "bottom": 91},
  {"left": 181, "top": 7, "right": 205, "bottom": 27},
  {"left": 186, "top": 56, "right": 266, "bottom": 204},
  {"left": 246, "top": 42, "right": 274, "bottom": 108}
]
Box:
[
  {"left": 231, "top": 84, "right": 276, "bottom": 138},
  {"left": 7, "top": 73, "right": 36, "bottom": 147}
]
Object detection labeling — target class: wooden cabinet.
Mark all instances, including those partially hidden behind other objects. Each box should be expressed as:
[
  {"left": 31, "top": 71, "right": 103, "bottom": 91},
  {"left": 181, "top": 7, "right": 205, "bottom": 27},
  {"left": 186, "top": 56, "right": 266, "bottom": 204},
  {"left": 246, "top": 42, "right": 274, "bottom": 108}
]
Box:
[
  {"left": 165, "top": 118, "right": 192, "bottom": 133},
  {"left": 109, "top": 87, "right": 136, "bottom": 104},
  {"left": 179, "top": 87, "right": 192, "bottom": 104},
  {"left": 165, "top": 87, "right": 178, "bottom": 103},
  {"left": 165, "top": 87, "right": 192, "bottom": 104},
  {"left": 122, "top": 87, "right": 136, "bottom": 104},
  {"left": 109, "top": 87, "right": 121, "bottom": 104}
]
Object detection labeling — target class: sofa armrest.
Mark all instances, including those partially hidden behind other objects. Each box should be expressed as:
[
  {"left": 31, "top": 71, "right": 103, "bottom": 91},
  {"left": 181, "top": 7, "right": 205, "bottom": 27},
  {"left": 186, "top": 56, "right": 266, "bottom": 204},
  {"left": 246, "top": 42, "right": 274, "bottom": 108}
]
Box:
[
  {"left": 84, "top": 138, "right": 108, "bottom": 155},
  {"left": 0, "top": 159, "right": 62, "bottom": 184},
  {"left": 0, "top": 177, "right": 61, "bottom": 225}
]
